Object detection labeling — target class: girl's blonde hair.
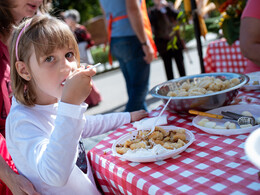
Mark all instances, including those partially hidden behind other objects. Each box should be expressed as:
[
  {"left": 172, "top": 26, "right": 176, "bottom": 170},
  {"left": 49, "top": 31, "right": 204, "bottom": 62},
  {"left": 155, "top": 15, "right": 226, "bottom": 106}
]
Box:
[{"left": 10, "top": 15, "right": 80, "bottom": 106}]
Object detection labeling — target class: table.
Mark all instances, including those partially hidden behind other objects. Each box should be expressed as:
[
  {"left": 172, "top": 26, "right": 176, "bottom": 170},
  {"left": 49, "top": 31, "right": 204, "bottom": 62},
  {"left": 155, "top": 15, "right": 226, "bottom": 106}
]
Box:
[
  {"left": 204, "top": 39, "right": 248, "bottom": 73},
  {"left": 87, "top": 90, "right": 260, "bottom": 194}
]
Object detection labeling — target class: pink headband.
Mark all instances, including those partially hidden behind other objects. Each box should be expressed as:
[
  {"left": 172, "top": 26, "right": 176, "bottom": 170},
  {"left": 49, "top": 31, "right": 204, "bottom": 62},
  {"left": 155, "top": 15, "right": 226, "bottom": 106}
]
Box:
[{"left": 15, "top": 21, "right": 31, "bottom": 61}]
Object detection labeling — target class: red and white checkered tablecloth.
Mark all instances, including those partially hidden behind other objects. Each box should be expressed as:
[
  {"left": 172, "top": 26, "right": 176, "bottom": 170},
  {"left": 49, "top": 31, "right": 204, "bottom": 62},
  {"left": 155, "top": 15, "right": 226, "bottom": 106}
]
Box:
[
  {"left": 204, "top": 38, "right": 248, "bottom": 73},
  {"left": 88, "top": 90, "right": 260, "bottom": 195}
]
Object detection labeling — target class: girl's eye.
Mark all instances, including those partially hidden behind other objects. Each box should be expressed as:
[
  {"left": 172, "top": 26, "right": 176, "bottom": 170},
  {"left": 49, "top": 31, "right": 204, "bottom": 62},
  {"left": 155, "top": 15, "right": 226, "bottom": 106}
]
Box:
[
  {"left": 65, "top": 52, "right": 74, "bottom": 58},
  {"left": 45, "top": 56, "right": 54, "bottom": 62}
]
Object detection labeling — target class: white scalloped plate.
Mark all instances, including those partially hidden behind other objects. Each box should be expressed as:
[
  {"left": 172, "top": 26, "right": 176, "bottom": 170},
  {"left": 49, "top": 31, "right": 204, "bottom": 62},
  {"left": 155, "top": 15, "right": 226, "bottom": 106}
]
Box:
[
  {"left": 245, "top": 127, "right": 260, "bottom": 169},
  {"left": 192, "top": 104, "right": 260, "bottom": 135},
  {"left": 112, "top": 126, "right": 195, "bottom": 163}
]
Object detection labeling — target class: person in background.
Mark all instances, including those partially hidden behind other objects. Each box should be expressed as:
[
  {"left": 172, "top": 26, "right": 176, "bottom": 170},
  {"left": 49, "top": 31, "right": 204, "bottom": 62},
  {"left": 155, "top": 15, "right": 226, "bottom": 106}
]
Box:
[
  {"left": 6, "top": 15, "right": 148, "bottom": 194},
  {"left": 64, "top": 9, "right": 95, "bottom": 65},
  {"left": 99, "top": 0, "right": 156, "bottom": 112},
  {"left": 149, "top": 0, "right": 186, "bottom": 80},
  {"left": 64, "top": 9, "right": 102, "bottom": 107},
  {"left": 0, "top": 0, "right": 50, "bottom": 194},
  {"left": 240, "top": 0, "right": 260, "bottom": 73}
]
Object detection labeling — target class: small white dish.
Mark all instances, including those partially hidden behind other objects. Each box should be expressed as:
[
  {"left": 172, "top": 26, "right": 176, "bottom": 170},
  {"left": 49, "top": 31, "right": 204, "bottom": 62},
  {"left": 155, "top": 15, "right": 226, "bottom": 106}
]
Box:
[
  {"left": 112, "top": 125, "right": 195, "bottom": 163},
  {"left": 245, "top": 127, "right": 260, "bottom": 169},
  {"left": 243, "top": 71, "right": 260, "bottom": 91},
  {"left": 192, "top": 104, "right": 260, "bottom": 135}
]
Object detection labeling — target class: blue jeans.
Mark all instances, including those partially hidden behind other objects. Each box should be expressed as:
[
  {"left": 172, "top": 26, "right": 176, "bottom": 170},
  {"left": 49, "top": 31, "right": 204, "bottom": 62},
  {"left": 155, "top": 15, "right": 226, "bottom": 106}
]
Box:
[{"left": 111, "top": 36, "right": 150, "bottom": 112}]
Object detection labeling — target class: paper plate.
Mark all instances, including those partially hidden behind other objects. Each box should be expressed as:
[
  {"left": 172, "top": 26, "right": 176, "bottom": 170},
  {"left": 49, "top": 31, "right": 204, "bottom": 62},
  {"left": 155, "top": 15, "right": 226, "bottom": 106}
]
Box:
[
  {"left": 242, "top": 71, "right": 260, "bottom": 91},
  {"left": 112, "top": 126, "right": 195, "bottom": 163},
  {"left": 244, "top": 127, "right": 260, "bottom": 169},
  {"left": 192, "top": 104, "right": 260, "bottom": 135}
]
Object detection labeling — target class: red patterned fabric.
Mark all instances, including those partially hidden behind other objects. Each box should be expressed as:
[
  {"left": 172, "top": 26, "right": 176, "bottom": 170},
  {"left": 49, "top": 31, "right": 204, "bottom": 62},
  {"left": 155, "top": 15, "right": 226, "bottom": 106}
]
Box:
[
  {"left": 88, "top": 90, "right": 260, "bottom": 194},
  {"left": 0, "top": 134, "right": 17, "bottom": 195},
  {"left": 204, "top": 39, "right": 248, "bottom": 73},
  {"left": 0, "top": 40, "right": 12, "bottom": 136}
]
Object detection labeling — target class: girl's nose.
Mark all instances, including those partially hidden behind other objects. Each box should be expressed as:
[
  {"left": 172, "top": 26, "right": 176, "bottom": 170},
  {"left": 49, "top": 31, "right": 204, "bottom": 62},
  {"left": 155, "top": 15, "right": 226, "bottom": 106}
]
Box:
[
  {"left": 60, "top": 59, "right": 78, "bottom": 73},
  {"left": 59, "top": 60, "right": 72, "bottom": 73}
]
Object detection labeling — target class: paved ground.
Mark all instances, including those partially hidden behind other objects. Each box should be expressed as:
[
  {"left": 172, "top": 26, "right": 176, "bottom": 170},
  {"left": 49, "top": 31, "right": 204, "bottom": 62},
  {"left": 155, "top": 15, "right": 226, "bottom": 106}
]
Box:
[{"left": 82, "top": 34, "right": 218, "bottom": 151}]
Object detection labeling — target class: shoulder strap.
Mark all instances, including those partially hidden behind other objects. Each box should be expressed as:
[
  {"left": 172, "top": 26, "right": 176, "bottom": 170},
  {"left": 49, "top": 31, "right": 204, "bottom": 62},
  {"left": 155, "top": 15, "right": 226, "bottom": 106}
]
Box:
[
  {"left": 141, "top": 0, "right": 157, "bottom": 58},
  {"left": 107, "top": 0, "right": 157, "bottom": 64},
  {"left": 107, "top": 14, "right": 128, "bottom": 65}
]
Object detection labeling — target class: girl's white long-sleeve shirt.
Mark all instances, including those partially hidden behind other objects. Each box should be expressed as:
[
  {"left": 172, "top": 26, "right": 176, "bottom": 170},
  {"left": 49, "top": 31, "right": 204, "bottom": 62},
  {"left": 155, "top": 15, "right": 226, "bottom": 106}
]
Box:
[{"left": 6, "top": 97, "right": 130, "bottom": 195}]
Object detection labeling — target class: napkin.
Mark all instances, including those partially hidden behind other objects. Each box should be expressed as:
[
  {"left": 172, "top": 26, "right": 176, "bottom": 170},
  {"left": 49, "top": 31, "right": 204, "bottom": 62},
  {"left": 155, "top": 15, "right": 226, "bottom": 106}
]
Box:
[{"left": 133, "top": 115, "right": 168, "bottom": 130}]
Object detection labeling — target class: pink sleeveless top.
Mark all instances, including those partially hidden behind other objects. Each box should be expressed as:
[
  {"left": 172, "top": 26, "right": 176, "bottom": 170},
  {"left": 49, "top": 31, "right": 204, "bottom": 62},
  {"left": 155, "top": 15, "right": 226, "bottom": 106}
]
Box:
[{"left": 241, "top": 0, "right": 260, "bottom": 73}]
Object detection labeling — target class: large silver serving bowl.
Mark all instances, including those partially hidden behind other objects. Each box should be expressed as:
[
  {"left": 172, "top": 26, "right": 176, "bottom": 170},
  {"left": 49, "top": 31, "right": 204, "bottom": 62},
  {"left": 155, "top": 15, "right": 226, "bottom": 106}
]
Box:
[{"left": 150, "top": 73, "right": 249, "bottom": 112}]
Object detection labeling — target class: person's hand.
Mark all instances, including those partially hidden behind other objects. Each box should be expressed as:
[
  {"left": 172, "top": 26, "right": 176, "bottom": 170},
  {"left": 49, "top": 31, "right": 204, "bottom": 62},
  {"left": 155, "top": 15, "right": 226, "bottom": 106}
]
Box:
[
  {"left": 130, "top": 110, "right": 148, "bottom": 122},
  {"left": 142, "top": 43, "right": 154, "bottom": 64},
  {"left": 9, "top": 173, "right": 40, "bottom": 195},
  {"left": 61, "top": 66, "right": 96, "bottom": 105}
]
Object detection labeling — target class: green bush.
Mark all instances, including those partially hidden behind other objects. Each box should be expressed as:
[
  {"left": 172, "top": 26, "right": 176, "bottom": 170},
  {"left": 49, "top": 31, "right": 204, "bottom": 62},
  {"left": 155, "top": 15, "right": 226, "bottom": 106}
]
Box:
[
  {"left": 205, "top": 16, "right": 221, "bottom": 34},
  {"left": 179, "top": 17, "right": 220, "bottom": 44},
  {"left": 91, "top": 46, "right": 109, "bottom": 64},
  {"left": 180, "top": 24, "right": 195, "bottom": 43},
  {"left": 91, "top": 46, "right": 116, "bottom": 64}
]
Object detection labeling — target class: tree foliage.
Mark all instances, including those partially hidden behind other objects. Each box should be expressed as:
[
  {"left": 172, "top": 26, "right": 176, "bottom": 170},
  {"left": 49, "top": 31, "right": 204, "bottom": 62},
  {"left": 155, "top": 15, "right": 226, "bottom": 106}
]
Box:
[
  {"left": 51, "top": 0, "right": 176, "bottom": 24},
  {"left": 51, "top": 0, "right": 102, "bottom": 23}
]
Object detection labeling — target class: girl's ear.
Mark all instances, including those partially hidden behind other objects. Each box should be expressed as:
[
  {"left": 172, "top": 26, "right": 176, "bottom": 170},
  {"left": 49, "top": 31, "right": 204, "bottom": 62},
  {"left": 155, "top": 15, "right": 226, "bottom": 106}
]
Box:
[{"left": 15, "top": 61, "right": 31, "bottom": 81}]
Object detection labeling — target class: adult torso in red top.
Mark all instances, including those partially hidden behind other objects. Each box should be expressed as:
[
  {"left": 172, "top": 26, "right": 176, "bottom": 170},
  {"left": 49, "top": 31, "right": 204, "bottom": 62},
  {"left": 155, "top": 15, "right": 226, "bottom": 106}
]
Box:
[{"left": 0, "top": 40, "right": 12, "bottom": 136}]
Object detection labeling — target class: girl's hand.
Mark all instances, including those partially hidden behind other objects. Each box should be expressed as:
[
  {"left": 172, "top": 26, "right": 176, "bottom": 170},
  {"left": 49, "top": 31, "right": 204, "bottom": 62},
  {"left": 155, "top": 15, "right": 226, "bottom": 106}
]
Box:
[
  {"left": 130, "top": 110, "right": 148, "bottom": 122},
  {"left": 61, "top": 67, "right": 96, "bottom": 105}
]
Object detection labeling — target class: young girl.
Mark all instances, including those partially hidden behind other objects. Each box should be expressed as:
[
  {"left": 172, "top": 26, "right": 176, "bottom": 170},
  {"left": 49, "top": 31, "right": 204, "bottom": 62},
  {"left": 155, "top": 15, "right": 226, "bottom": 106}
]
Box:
[{"left": 6, "top": 15, "right": 148, "bottom": 195}]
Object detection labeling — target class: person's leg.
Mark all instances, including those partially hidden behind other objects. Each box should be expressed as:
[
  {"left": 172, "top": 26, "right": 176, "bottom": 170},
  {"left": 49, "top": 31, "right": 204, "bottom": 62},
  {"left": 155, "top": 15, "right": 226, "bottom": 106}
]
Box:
[
  {"left": 110, "top": 38, "right": 132, "bottom": 99},
  {"left": 173, "top": 49, "right": 186, "bottom": 77},
  {"left": 116, "top": 58, "right": 131, "bottom": 97},
  {"left": 111, "top": 36, "right": 150, "bottom": 112},
  {"left": 160, "top": 51, "right": 174, "bottom": 80},
  {"left": 125, "top": 54, "right": 150, "bottom": 112}
]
